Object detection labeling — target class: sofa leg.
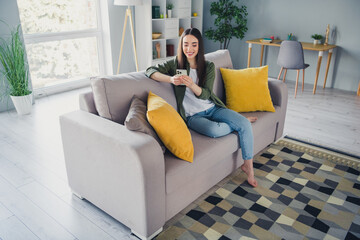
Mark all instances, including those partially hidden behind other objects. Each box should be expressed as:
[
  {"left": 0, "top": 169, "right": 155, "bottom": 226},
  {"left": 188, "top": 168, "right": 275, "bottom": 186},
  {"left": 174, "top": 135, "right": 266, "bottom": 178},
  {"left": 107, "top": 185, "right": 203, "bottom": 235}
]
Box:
[
  {"left": 131, "top": 227, "right": 163, "bottom": 240},
  {"left": 72, "top": 190, "right": 84, "bottom": 200}
]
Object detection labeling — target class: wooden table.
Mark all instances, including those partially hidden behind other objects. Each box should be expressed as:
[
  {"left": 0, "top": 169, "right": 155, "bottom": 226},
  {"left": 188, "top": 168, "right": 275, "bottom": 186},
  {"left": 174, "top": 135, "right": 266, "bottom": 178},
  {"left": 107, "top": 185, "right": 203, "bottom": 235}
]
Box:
[{"left": 246, "top": 38, "right": 337, "bottom": 94}]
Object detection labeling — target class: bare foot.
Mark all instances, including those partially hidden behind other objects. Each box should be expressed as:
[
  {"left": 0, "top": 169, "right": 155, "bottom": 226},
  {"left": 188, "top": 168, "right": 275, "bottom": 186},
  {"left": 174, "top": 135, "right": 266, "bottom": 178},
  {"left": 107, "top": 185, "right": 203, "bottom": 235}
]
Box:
[
  {"left": 241, "top": 160, "right": 258, "bottom": 187},
  {"left": 247, "top": 116, "right": 258, "bottom": 123}
]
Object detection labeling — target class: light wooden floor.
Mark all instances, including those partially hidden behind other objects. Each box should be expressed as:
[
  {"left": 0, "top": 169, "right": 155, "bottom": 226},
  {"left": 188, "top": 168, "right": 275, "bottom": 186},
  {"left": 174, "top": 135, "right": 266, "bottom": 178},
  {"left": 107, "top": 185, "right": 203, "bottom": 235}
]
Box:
[
  {"left": 283, "top": 81, "right": 360, "bottom": 157},
  {"left": 0, "top": 81, "right": 359, "bottom": 240}
]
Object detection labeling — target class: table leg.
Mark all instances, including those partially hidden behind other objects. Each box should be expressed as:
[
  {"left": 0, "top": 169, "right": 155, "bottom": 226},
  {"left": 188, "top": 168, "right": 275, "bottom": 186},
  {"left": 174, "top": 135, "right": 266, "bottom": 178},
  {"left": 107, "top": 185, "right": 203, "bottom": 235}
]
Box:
[
  {"left": 247, "top": 43, "right": 252, "bottom": 68},
  {"left": 323, "top": 49, "right": 333, "bottom": 88},
  {"left": 313, "top": 51, "right": 323, "bottom": 94},
  {"left": 260, "top": 45, "right": 264, "bottom": 66}
]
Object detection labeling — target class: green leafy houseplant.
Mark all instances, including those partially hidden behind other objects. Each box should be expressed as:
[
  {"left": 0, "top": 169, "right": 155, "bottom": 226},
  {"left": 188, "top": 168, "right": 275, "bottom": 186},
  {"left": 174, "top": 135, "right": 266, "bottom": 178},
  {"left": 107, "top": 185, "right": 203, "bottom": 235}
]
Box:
[
  {"left": 0, "top": 24, "right": 31, "bottom": 98},
  {"left": 311, "top": 34, "right": 323, "bottom": 40},
  {"left": 166, "top": 3, "right": 173, "bottom": 10},
  {"left": 205, "top": 0, "right": 248, "bottom": 49},
  {"left": 0, "top": 23, "right": 32, "bottom": 114}
]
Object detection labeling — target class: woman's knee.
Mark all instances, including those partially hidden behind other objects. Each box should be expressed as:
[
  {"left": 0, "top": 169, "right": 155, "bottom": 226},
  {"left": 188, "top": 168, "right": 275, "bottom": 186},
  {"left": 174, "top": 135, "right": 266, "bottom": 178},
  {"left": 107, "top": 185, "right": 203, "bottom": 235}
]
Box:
[{"left": 206, "top": 122, "right": 232, "bottom": 138}]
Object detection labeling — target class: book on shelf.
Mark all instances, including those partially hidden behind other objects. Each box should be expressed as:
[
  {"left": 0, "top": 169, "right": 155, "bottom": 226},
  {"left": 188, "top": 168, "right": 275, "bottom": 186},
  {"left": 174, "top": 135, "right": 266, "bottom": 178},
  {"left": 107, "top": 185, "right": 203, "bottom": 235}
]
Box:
[{"left": 260, "top": 38, "right": 272, "bottom": 43}]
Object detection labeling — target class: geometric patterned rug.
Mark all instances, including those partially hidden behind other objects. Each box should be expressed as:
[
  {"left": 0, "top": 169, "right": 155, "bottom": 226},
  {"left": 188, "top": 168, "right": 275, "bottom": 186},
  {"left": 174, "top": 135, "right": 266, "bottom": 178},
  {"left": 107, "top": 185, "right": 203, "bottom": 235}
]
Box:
[{"left": 155, "top": 138, "right": 360, "bottom": 240}]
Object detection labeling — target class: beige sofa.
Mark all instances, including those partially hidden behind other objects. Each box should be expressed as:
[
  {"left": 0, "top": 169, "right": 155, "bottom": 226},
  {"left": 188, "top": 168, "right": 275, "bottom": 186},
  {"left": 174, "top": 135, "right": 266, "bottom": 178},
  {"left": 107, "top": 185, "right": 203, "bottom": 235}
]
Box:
[{"left": 59, "top": 50, "right": 288, "bottom": 240}]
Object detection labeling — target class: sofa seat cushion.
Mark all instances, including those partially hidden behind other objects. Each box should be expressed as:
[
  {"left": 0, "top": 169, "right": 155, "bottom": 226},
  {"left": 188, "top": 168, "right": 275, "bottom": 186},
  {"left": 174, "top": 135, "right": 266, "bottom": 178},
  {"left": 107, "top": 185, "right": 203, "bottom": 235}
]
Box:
[
  {"left": 241, "top": 105, "right": 281, "bottom": 138},
  {"left": 165, "top": 130, "right": 238, "bottom": 194},
  {"left": 165, "top": 106, "right": 281, "bottom": 194}
]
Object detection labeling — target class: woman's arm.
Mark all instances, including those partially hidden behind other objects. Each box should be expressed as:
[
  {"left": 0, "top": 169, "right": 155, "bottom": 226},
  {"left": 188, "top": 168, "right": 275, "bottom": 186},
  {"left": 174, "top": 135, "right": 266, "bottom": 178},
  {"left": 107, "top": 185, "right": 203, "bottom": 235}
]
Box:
[
  {"left": 150, "top": 72, "right": 171, "bottom": 83},
  {"left": 179, "top": 61, "right": 216, "bottom": 97},
  {"left": 145, "top": 58, "right": 175, "bottom": 80},
  {"left": 151, "top": 72, "right": 183, "bottom": 86},
  {"left": 179, "top": 75, "right": 202, "bottom": 96}
]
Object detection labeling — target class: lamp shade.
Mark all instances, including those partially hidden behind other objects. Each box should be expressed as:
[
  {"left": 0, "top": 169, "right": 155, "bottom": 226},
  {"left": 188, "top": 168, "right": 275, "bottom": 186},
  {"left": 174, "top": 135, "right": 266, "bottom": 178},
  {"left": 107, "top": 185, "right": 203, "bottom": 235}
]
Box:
[{"left": 114, "top": 0, "right": 143, "bottom": 6}]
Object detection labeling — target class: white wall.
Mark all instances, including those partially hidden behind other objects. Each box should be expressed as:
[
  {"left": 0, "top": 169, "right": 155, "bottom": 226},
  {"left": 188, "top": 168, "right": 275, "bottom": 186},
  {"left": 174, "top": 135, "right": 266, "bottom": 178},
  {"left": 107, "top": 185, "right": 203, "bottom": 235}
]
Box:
[
  {"left": 203, "top": 0, "right": 360, "bottom": 93},
  {"left": 107, "top": 0, "right": 138, "bottom": 74}
]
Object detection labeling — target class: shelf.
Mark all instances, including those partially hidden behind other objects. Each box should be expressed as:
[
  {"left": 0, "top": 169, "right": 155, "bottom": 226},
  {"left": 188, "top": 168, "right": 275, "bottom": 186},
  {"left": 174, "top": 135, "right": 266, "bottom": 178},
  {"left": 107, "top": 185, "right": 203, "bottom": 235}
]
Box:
[
  {"left": 152, "top": 39, "right": 165, "bottom": 42},
  {"left": 135, "top": 0, "right": 203, "bottom": 70},
  {"left": 153, "top": 56, "right": 176, "bottom": 62}
]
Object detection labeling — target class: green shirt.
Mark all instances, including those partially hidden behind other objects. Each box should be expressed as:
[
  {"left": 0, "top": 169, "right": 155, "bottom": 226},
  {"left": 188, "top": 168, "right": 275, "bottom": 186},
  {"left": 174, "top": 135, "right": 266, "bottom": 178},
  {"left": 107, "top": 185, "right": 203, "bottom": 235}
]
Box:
[{"left": 145, "top": 57, "right": 226, "bottom": 122}]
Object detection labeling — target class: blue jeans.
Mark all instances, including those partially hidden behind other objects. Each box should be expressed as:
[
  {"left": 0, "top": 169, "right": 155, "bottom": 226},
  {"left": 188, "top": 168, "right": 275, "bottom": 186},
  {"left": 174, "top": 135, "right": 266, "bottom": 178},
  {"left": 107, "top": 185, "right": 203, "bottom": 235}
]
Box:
[{"left": 187, "top": 106, "right": 254, "bottom": 160}]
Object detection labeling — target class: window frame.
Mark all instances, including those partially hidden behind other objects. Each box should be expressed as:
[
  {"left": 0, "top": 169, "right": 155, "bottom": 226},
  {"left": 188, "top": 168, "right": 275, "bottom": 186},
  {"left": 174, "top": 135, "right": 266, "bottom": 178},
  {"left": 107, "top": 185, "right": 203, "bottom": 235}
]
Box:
[{"left": 19, "top": 0, "right": 112, "bottom": 97}]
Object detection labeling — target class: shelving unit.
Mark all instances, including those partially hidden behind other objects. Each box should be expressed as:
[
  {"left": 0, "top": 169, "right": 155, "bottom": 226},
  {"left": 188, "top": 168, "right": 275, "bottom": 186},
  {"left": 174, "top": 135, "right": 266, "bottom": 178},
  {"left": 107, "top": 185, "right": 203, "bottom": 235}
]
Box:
[{"left": 135, "top": 0, "right": 203, "bottom": 70}]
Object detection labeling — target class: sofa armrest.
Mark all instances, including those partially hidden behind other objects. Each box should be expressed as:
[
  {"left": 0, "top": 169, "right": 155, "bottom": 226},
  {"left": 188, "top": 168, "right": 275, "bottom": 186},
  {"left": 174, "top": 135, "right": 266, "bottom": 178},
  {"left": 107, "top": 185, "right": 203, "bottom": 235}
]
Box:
[
  {"left": 59, "top": 110, "right": 165, "bottom": 238},
  {"left": 79, "top": 91, "right": 98, "bottom": 114},
  {"left": 268, "top": 78, "right": 288, "bottom": 108},
  {"left": 268, "top": 79, "right": 288, "bottom": 140}
]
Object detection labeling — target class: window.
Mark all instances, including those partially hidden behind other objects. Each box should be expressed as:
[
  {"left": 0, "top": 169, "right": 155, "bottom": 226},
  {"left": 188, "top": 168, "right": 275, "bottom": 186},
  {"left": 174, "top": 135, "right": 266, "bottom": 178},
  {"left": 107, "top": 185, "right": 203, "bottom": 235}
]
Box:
[{"left": 17, "top": 0, "right": 112, "bottom": 95}]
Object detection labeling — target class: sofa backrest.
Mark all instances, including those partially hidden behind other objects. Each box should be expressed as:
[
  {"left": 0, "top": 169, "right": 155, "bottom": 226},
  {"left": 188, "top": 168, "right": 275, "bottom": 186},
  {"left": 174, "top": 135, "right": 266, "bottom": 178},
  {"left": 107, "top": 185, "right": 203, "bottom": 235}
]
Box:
[
  {"left": 82, "top": 50, "right": 233, "bottom": 124},
  {"left": 90, "top": 71, "right": 176, "bottom": 124},
  {"left": 204, "top": 49, "right": 233, "bottom": 102}
]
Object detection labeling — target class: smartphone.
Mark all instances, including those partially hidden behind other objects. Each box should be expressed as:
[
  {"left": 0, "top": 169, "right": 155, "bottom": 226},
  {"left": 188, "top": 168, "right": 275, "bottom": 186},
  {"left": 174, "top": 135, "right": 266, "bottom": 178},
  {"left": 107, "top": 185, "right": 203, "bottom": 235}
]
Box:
[
  {"left": 176, "top": 69, "right": 187, "bottom": 76},
  {"left": 175, "top": 69, "right": 187, "bottom": 85}
]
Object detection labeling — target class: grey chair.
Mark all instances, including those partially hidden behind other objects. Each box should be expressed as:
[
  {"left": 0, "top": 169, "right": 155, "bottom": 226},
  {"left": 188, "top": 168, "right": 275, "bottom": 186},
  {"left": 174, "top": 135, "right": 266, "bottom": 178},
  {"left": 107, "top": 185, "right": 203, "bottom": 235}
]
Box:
[{"left": 277, "top": 40, "right": 309, "bottom": 98}]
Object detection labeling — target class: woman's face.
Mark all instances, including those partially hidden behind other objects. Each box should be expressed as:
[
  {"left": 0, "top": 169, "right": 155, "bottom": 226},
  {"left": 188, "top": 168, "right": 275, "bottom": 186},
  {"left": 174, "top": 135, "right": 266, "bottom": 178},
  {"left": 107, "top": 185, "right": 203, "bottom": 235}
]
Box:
[{"left": 182, "top": 34, "right": 199, "bottom": 60}]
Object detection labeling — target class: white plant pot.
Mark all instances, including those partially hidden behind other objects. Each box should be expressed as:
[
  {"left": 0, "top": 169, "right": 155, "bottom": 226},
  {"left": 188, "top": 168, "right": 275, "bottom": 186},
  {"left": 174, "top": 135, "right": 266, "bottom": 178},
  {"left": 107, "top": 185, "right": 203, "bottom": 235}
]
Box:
[
  {"left": 167, "top": 9, "right": 172, "bottom": 18},
  {"left": 313, "top": 39, "right": 320, "bottom": 45},
  {"left": 10, "top": 93, "right": 33, "bottom": 115}
]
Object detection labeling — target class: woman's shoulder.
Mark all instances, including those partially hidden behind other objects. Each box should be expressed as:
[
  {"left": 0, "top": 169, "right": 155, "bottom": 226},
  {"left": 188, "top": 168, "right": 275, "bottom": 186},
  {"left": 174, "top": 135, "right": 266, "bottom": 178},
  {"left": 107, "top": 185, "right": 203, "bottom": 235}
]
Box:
[
  {"left": 167, "top": 57, "right": 178, "bottom": 67},
  {"left": 205, "top": 60, "right": 215, "bottom": 70}
]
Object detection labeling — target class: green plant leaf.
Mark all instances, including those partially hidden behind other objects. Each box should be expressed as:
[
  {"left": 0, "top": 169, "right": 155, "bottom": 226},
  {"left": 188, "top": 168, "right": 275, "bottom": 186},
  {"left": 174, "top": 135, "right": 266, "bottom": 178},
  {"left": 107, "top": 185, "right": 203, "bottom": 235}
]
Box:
[
  {"left": 0, "top": 23, "right": 31, "bottom": 99},
  {"left": 204, "top": 0, "right": 248, "bottom": 49}
]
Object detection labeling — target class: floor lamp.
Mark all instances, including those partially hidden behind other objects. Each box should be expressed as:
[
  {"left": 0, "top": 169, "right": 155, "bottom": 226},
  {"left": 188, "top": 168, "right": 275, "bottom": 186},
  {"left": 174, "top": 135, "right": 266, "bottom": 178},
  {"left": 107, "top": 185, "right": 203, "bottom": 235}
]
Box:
[{"left": 114, "top": 0, "right": 142, "bottom": 74}]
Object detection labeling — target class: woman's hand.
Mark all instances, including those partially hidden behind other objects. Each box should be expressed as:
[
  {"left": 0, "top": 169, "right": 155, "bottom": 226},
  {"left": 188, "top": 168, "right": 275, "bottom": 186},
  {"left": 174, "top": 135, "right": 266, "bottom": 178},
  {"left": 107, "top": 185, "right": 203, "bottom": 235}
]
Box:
[
  {"left": 179, "top": 75, "right": 202, "bottom": 96},
  {"left": 170, "top": 75, "right": 183, "bottom": 85},
  {"left": 179, "top": 75, "right": 195, "bottom": 88}
]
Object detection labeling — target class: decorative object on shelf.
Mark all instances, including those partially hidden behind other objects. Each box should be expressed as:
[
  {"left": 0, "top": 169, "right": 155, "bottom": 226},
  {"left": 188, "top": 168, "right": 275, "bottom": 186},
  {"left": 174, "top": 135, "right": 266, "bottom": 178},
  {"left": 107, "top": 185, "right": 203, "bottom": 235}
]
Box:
[
  {"left": 152, "top": 32, "right": 162, "bottom": 39},
  {"left": 155, "top": 42, "right": 161, "bottom": 59},
  {"left": 153, "top": 48, "right": 157, "bottom": 59},
  {"left": 166, "top": 44, "right": 174, "bottom": 57},
  {"left": 152, "top": 5, "right": 160, "bottom": 18},
  {"left": 193, "top": 12, "right": 198, "bottom": 17},
  {"left": 205, "top": 0, "right": 248, "bottom": 49},
  {"left": 160, "top": 13, "right": 164, "bottom": 18},
  {"left": 167, "top": 3, "right": 173, "bottom": 18},
  {"left": 270, "top": 35, "right": 274, "bottom": 41},
  {"left": 0, "top": 23, "right": 32, "bottom": 115},
  {"left": 179, "top": 27, "right": 184, "bottom": 36},
  {"left": 114, "top": 0, "right": 142, "bottom": 73},
  {"left": 324, "top": 24, "right": 330, "bottom": 46},
  {"left": 311, "top": 33, "right": 323, "bottom": 45},
  {"left": 287, "top": 33, "right": 293, "bottom": 40}
]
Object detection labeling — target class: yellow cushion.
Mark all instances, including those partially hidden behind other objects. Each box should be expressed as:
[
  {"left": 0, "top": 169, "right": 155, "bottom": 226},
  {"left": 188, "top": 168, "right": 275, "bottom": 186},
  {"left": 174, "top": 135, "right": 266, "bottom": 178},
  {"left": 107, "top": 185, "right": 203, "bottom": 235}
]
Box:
[
  {"left": 146, "top": 91, "right": 194, "bottom": 162},
  {"left": 220, "top": 66, "right": 275, "bottom": 112}
]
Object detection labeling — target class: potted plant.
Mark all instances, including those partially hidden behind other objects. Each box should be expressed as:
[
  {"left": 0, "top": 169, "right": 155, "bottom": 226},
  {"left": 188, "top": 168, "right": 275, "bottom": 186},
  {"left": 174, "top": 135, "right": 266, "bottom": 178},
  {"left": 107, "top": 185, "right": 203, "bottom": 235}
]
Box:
[
  {"left": 166, "top": 3, "right": 173, "bottom": 18},
  {"left": 311, "top": 34, "right": 323, "bottom": 45},
  {"left": 0, "top": 23, "right": 32, "bottom": 115},
  {"left": 205, "top": 0, "right": 248, "bottom": 49}
]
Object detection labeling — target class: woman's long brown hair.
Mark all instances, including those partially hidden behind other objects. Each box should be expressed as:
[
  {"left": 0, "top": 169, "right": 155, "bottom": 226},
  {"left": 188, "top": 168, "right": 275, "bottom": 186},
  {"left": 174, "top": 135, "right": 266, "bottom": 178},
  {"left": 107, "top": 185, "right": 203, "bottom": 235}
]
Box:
[{"left": 177, "top": 28, "right": 206, "bottom": 87}]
